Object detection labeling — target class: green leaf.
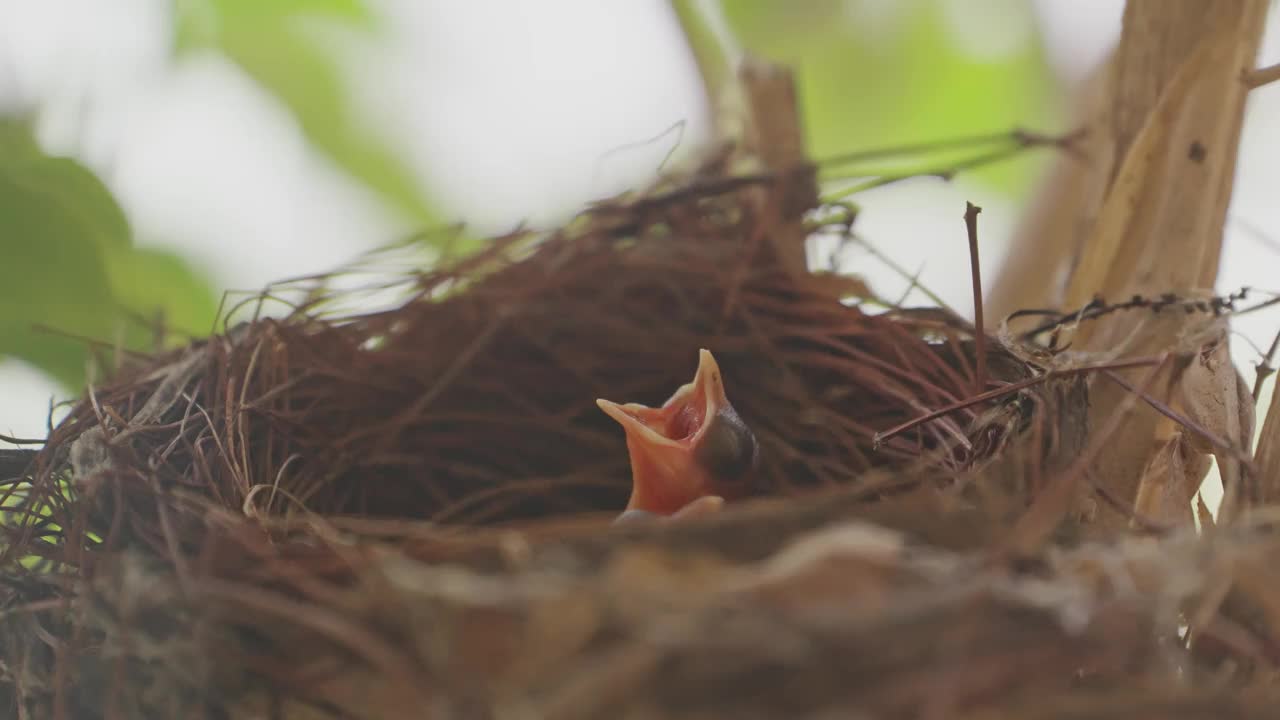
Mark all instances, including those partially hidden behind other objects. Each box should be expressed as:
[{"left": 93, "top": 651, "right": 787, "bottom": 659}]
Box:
[
  {"left": 1, "top": 122, "right": 132, "bottom": 257},
  {"left": 175, "top": 0, "right": 439, "bottom": 227},
  {"left": 0, "top": 119, "right": 218, "bottom": 390},
  {"left": 0, "top": 121, "right": 130, "bottom": 387},
  {"left": 105, "top": 246, "right": 220, "bottom": 347},
  {"left": 189, "top": 0, "right": 369, "bottom": 22},
  {"left": 721, "top": 0, "right": 1061, "bottom": 193}
]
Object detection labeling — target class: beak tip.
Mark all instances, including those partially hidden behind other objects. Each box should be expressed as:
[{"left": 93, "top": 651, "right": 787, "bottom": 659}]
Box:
[
  {"left": 597, "top": 397, "right": 628, "bottom": 425},
  {"left": 696, "top": 348, "right": 722, "bottom": 380}
]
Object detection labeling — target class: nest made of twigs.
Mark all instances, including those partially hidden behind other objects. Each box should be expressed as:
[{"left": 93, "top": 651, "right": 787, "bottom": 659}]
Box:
[{"left": 30, "top": 86, "right": 1261, "bottom": 716}]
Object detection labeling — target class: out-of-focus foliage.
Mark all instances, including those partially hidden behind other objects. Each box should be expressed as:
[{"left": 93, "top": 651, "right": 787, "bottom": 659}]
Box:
[
  {"left": 175, "top": 0, "right": 439, "bottom": 226},
  {"left": 4, "top": 0, "right": 456, "bottom": 396},
  {"left": 0, "top": 0, "right": 1059, "bottom": 397},
  {"left": 0, "top": 119, "right": 217, "bottom": 390},
  {"left": 721, "top": 0, "right": 1060, "bottom": 192}
]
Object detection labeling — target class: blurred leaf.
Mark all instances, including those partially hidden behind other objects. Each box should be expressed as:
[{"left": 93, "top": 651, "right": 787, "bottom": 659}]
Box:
[
  {"left": 185, "top": 0, "right": 370, "bottom": 23},
  {"left": 1, "top": 121, "right": 132, "bottom": 256},
  {"left": 0, "top": 120, "right": 130, "bottom": 387},
  {"left": 105, "top": 247, "right": 220, "bottom": 347},
  {"left": 0, "top": 119, "right": 218, "bottom": 390},
  {"left": 175, "top": 0, "right": 439, "bottom": 227},
  {"left": 721, "top": 0, "right": 1060, "bottom": 193}
]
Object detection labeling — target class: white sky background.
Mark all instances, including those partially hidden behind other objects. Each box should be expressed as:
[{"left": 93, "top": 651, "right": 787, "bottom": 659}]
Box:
[{"left": 0, "top": 0, "right": 1278, "bottom": 446}]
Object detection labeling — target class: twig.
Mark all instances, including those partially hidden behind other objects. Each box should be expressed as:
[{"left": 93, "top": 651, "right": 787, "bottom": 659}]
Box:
[
  {"left": 0, "top": 433, "right": 45, "bottom": 445},
  {"left": 965, "top": 202, "right": 986, "bottom": 394},
  {"left": 1013, "top": 287, "right": 1253, "bottom": 342},
  {"left": 819, "top": 129, "right": 1088, "bottom": 200},
  {"left": 847, "top": 233, "right": 956, "bottom": 313},
  {"left": 1242, "top": 62, "right": 1280, "bottom": 90},
  {"left": 818, "top": 127, "right": 1086, "bottom": 169},
  {"left": 874, "top": 356, "right": 1162, "bottom": 448},
  {"left": 1101, "top": 369, "right": 1252, "bottom": 464},
  {"left": 1253, "top": 328, "right": 1280, "bottom": 401}
]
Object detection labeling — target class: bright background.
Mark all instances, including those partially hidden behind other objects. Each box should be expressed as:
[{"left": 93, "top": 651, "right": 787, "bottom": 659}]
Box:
[{"left": 1, "top": 1, "right": 1278, "bottom": 446}]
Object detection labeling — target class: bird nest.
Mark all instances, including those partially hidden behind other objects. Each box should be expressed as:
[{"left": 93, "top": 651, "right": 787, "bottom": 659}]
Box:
[{"left": 3, "top": 70, "right": 1276, "bottom": 720}]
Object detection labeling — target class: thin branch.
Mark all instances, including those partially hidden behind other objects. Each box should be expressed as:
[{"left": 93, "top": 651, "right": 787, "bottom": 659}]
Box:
[
  {"left": 1253, "top": 327, "right": 1280, "bottom": 401},
  {"left": 1242, "top": 61, "right": 1280, "bottom": 90},
  {"left": 846, "top": 234, "right": 956, "bottom": 313},
  {"left": 873, "top": 356, "right": 1163, "bottom": 448},
  {"left": 0, "top": 433, "right": 45, "bottom": 446},
  {"left": 965, "top": 202, "right": 986, "bottom": 394},
  {"left": 818, "top": 127, "right": 1086, "bottom": 169},
  {"left": 1101, "top": 369, "right": 1252, "bottom": 464}
]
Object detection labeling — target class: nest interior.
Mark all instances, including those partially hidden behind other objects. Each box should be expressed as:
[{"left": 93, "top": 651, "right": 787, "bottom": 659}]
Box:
[{"left": 1, "top": 132, "right": 1271, "bottom": 719}]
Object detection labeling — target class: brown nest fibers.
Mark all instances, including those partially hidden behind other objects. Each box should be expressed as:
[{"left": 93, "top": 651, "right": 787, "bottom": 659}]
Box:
[{"left": 2, "top": 90, "right": 1271, "bottom": 718}]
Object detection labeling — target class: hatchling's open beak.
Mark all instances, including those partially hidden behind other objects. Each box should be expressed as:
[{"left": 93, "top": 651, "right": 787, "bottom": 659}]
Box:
[{"left": 597, "top": 349, "right": 758, "bottom": 517}]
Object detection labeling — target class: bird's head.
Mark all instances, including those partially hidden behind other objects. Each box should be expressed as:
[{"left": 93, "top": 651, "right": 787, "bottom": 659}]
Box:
[{"left": 597, "top": 349, "right": 759, "bottom": 516}]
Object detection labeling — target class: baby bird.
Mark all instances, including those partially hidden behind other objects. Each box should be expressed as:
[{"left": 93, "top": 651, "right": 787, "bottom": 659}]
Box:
[{"left": 597, "top": 349, "right": 759, "bottom": 523}]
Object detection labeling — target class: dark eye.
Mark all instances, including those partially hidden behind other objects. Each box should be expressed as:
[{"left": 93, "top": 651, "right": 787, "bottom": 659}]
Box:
[{"left": 692, "top": 407, "right": 758, "bottom": 485}]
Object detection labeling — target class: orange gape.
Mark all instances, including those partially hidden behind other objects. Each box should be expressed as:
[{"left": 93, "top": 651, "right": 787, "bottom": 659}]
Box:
[{"left": 597, "top": 350, "right": 759, "bottom": 523}]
